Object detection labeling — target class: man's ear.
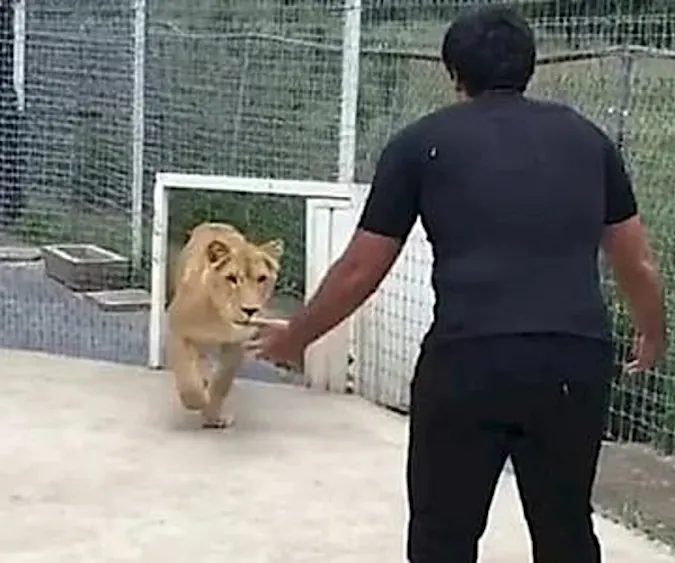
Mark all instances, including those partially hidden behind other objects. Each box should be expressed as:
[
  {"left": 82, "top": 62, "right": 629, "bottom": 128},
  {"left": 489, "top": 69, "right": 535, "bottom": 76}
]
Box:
[
  {"left": 259, "top": 238, "right": 284, "bottom": 261},
  {"left": 206, "top": 240, "right": 229, "bottom": 263}
]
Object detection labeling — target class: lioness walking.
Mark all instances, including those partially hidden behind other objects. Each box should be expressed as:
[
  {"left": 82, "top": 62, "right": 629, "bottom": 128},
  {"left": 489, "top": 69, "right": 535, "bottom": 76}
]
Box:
[{"left": 167, "top": 222, "right": 283, "bottom": 428}]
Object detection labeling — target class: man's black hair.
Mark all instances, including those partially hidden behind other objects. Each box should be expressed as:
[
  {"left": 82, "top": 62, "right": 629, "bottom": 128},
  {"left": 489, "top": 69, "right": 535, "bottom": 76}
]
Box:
[{"left": 441, "top": 5, "right": 536, "bottom": 97}]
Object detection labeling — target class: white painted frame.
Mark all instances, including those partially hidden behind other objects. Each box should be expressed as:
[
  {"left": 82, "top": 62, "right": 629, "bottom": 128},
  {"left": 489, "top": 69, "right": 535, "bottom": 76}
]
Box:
[
  {"left": 304, "top": 198, "right": 355, "bottom": 391},
  {"left": 148, "top": 173, "right": 361, "bottom": 392}
]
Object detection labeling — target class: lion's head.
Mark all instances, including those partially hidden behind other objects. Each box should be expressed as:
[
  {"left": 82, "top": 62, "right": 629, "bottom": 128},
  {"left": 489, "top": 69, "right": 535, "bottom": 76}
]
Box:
[{"left": 202, "top": 235, "right": 284, "bottom": 326}]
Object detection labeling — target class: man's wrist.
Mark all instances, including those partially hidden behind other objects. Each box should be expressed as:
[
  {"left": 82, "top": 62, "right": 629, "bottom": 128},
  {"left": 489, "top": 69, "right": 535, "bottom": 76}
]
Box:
[
  {"left": 287, "top": 315, "right": 315, "bottom": 349},
  {"left": 645, "top": 327, "right": 667, "bottom": 346}
]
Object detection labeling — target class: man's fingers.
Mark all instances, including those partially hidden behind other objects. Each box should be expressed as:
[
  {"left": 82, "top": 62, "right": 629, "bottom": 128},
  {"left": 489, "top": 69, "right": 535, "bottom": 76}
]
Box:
[
  {"left": 623, "top": 356, "right": 655, "bottom": 375},
  {"left": 247, "top": 317, "right": 289, "bottom": 328},
  {"left": 623, "top": 359, "right": 639, "bottom": 374},
  {"left": 242, "top": 338, "right": 262, "bottom": 350}
]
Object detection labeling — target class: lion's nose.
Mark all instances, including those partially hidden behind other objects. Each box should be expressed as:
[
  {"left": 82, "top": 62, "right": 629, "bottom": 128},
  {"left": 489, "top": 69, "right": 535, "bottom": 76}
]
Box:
[{"left": 241, "top": 307, "right": 259, "bottom": 318}]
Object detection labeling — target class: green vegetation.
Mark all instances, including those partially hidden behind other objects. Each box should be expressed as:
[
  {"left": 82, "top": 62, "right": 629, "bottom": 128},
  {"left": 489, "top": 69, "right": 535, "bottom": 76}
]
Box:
[
  {"left": 366, "top": 44, "right": 675, "bottom": 452},
  {"left": 536, "top": 57, "right": 675, "bottom": 453},
  {"left": 13, "top": 2, "right": 675, "bottom": 451}
]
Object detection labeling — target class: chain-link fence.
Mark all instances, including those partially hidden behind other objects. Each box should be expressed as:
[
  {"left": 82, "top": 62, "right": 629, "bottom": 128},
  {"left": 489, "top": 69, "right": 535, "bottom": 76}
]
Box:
[
  {"left": 0, "top": 2, "right": 142, "bottom": 362},
  {"left": 355, "top": 1, "right": 675, "bottom": 545},
  {"left": 145, "top": 1, "right": 346, "bottom": 297},
  {"left": 1, "top": 0, "right": 348, "bottom": 364},
  {"left": 1, "top": 0, "right": 675, "bottom": 545}
]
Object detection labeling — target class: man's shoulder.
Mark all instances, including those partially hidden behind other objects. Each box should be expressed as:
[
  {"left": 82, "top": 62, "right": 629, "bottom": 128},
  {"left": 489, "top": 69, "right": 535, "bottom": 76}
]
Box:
[
  {"left": 384, "top": 106, "right": 465, "bottom": 151},
  {"left": 399, "top": 97, "right": 603, "bottom": 132},
  {"left": 411, "top": 104, "right": 472, "bottom": 132},
  {"left": 524, "top": 96, "right": 608, "bottom": 138},
  {"left": 525, "top": 96, "right": 583, "bottom": 117},
  {"left": 382, "top": 97, "right": 611, "bottom": 155}
]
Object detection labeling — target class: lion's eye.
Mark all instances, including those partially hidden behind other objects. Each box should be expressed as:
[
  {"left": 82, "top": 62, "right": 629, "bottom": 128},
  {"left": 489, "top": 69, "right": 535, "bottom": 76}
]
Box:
[
  {"left": 257, "top": 275, "right": 268, "bottom": 283},
  {"left": 226, "top": 274, "right": 238, "bottom": 284}
]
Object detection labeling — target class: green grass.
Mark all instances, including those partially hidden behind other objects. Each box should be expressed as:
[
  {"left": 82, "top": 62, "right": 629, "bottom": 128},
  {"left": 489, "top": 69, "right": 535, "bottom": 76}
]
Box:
[
  {"left": 356, "top": 20, "right": 675, "bottom": 451},
  {"left": 14, "top": 3, "right": 675, "bottom": 546},
  {"left": 11, "top": 193, "right": 305, "bottom": 297},
  {"left": 532, "top": 57, "right": 675, "bottom": 452},
  {"left": 13, "top": 205, "right": 134, "bottom": 258},
  {"left": 361, "top": 47, "right": 675, "bottom": 452},
  {"left": 13, "top": 6, "right": 675, "bottom": 451}
]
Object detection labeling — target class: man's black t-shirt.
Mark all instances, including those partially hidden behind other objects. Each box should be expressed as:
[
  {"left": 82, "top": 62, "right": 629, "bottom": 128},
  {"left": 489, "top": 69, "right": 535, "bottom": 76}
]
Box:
[{"left": 357, "top": 91, "right": 638, "bottom": 347}]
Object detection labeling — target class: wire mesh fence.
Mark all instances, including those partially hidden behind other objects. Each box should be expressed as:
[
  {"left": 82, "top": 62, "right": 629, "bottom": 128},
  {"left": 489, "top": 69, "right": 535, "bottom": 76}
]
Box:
[
  {"left": 144, "top": 0, "right": 353, "bottom": 301},
  {"left": 0, "top": 2, "right": 142, "bottom": 363},
  {"left": 144, "top": 10, "right": 345, "bottom": 297},
  {"left": 358, "top": 44, "right": 675, "bottom": 438},
  {"left": 1, "top": 1, "right": 348, "bottom": 363},
  {"left": 354, "top": 1, "right": 675, "bottom": 544},
  {"left": 0, "top": 0, "right": 675, "bottom": 544},
  {"left": 13, "top": 3, "right": 135, "bottom": 255}
]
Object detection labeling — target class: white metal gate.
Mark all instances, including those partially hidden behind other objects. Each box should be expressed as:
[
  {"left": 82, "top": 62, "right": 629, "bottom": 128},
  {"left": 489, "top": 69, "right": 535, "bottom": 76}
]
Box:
[{"left": 147, "top": 174, "right": 355, "bottom": 393}]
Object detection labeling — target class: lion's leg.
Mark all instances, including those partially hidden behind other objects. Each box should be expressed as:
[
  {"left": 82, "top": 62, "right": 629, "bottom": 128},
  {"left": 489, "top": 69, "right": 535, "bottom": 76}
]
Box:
[
  {"left": 168, "top": 334, "right": 209, "bottom": 411},
  {"left": 201, "top": 344, "right": 243, "bottom": 429}
]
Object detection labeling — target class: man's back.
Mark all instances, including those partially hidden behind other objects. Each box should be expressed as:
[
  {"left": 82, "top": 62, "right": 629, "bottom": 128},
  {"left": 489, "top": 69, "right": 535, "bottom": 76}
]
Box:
[
  {"left": 253, "top": 8, "right": 665, "bottom": 563},
  {"left": 392, "top": 92, "right": 621, "bottom": 345}
]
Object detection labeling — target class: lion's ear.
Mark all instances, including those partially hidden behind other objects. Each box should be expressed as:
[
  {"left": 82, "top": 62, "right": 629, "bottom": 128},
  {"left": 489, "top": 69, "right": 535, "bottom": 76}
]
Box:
[
  {"left": 259, "top": 238, "right": 284, "bottom": 261},
  {"left": 206, "top": 240, "right": 229, "bottom": 263}
]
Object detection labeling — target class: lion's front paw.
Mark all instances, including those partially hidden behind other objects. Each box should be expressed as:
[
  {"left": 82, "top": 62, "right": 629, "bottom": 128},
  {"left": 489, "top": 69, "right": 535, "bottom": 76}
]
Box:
[{"left": 201, "top": 414, "right": 235, "bottom": 430}]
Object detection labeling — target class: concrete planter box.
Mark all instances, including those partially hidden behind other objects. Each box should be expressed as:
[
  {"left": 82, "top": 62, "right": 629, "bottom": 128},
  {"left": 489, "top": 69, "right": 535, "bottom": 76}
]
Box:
[
  {"left": 42, "top": 244, "right": 130, "bottom": 292},
  {"left": 84, "top": 289, "right": 150, "bottom": 313}
]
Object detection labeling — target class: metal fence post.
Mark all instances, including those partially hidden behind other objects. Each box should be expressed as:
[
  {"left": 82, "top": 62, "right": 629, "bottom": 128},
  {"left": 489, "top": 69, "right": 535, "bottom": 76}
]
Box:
[
  {"left": 338, "top": 0, "right": 361, "bottom": 184},
  {"left": 131, "top": 0, "right": 146, "bottom": 278},
  {"left": 231, "top": 37, "right": 251, "bottom": 173},
  {"left": 600, "top": 47, "right": 635, "bottom": 284},
  {"left": 13, "top": 0, "right": 25, "bottom": 113},
  {"left": 337, "top": 0, "right": 362, "bottom": 393},
  {"left": 614, "top": 46, "right": 634, "bottom": 154}
]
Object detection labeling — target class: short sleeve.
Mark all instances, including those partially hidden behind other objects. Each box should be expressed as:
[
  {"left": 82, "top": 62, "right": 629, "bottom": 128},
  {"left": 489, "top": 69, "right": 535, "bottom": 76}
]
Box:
[
  {"left": 604, "top": 137, "right": 638, "bottom": 225},
  {"left": 356, "top": 133, "right": 420, "bottom": 240}
]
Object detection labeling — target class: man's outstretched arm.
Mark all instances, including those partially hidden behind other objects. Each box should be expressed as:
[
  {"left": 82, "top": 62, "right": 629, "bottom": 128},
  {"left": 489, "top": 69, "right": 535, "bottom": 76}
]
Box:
[
  {"left": 601, "top": 137, "right": 667, "bottom": 365},
  {"left": 286, "top": 132, "right": 420, "bottom": 348},
  {"left": 287, "top": 229, "right": 402, "bottom": 348}
]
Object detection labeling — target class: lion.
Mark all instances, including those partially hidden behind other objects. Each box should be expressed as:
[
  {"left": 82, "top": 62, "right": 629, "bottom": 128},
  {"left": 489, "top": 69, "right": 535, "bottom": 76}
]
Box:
[{"left": 166, "top": 221, "right": 284, "bottom": 429}]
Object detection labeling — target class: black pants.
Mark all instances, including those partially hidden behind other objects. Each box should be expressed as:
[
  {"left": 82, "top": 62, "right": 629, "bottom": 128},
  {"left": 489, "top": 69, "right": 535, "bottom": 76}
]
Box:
[{"left": 407, "top": 334, "right": 614, "bottom": 563}]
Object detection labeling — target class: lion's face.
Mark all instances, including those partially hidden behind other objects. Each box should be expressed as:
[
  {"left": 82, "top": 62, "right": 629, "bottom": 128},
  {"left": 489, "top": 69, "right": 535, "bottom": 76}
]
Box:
[{"left": 204, "top": 237, "right": 284, "bottom": 326}]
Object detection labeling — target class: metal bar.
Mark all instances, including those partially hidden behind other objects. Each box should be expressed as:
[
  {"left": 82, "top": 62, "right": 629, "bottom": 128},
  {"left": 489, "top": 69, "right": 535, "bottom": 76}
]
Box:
[
  {"left": 131, "top": 0, "right": 147, "bottom": 278},
  {"left": 614, "top": 47, "right": 635, "bottom": 154},
  {"left": 338, "top": 0, "right": 362, "bottom": 184}
]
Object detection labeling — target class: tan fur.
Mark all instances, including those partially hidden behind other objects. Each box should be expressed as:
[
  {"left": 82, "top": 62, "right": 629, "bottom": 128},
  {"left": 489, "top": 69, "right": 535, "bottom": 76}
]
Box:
[{"left": 167, "top": 221, "right": 284, "bottom": 428}]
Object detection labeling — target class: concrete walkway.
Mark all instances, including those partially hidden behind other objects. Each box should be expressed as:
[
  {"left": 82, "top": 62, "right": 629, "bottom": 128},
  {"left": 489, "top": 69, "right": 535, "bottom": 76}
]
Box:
[{"left": 1, "top": 349, "right": 673, "bottom": 563}]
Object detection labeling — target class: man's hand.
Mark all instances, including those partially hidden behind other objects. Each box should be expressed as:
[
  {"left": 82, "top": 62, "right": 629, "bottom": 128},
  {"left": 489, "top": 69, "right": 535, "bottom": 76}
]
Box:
[
  {"left": 245, "top": 318, "right": 305, "bottom": 371},
  {"left": 625, "top": 333, "right": 666, "bottom": 374},
  {"left": 244, "top": 229, "right": 403, "bottom": 373}
]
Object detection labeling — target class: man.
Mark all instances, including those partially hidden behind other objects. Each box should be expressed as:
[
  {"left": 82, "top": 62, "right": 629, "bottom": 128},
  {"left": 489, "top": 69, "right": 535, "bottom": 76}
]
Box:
[{"left": 251, "top": 5, "right": 666, "bottom": 563}]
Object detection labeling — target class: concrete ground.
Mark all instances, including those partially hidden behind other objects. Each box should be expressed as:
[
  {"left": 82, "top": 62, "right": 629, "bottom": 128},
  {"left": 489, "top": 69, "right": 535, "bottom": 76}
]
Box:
[{"left": 2, "top": 349, "right": 674, "bottom": 563}]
